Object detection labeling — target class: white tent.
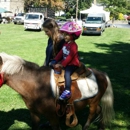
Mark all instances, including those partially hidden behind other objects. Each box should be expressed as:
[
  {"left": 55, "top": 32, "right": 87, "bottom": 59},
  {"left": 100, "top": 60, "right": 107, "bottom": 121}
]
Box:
[
  {"left": 80, "top": 4, "right": 103, "bottom": 14},
  {"left": 55, "top": 11, "right": 65, "bottom": 16},
  {"left": 80, "top": 4, "right": 110, "bottom": 22},
  {"left": 80, "top": 9, "right": 92, "bottom": 14}
]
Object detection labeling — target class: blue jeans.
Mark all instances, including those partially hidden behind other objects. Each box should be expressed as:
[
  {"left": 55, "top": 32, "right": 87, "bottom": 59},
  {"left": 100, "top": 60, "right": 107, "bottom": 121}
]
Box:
[{"left": 64, "top": 65, "right": 78, "bottom": 91}]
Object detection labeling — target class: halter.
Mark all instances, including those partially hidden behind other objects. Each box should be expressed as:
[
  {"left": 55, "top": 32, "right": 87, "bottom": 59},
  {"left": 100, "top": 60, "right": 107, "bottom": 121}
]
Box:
[{"left": 0, "top": 73, "right": 4, "bottom": 87}]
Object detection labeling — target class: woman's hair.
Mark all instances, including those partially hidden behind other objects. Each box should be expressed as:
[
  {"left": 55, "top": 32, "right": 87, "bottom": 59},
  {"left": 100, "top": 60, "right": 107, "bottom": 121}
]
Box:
[
  {"left": 43, "top": 18, "right": 63, "bottom": 56},
  {"left": 43, "top": 18, "right": 59, "bottom": 43}
]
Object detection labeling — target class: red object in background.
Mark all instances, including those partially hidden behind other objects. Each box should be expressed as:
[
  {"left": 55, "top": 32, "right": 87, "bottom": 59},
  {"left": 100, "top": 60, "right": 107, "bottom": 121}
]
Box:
[{"left": 127, "top": 16, "right": 130, "bottom": 20}]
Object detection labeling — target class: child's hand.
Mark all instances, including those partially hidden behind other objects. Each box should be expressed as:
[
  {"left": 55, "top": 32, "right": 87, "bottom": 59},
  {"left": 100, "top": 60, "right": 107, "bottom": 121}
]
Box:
[
  {"left": 55, "top": 64, "right": 63, "bottom": 68},
  {"left": 49, "top": 60, "right": 56, "bottom": 67}
]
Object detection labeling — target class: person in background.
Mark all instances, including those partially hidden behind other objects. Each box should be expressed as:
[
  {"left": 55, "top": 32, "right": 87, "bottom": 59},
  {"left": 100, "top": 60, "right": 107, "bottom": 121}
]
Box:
[
  {"left": 112, "top": 17, "right": 115, "bottom": 27},
  {"left": 42, "top": 18, "right": 65, "bottom": 66},
  {"left": 14, "top": 13, "right": 16, "bottom": 17},
  {"left": 51, "top": 21, "right": 82, "bottom": 100}
]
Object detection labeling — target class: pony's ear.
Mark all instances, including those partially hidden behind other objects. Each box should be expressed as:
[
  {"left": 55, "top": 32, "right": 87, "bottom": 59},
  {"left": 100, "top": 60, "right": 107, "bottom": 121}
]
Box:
[{"left": 0, "top": 56, "right": 3, "bottom": 65}]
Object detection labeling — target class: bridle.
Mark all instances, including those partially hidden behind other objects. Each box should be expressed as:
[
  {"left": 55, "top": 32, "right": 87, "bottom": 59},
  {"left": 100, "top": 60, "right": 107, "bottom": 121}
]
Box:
[{"left": 0, "top": 73, "right": 4, "bottom": 87}]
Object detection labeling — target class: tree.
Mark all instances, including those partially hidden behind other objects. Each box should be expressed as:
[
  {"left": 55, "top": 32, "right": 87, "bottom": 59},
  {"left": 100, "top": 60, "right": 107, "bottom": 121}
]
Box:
[
  {"left": 40, "top": 0, "right": 64, "bottom": 9},
  {"left": 24, "top": 0, "right": 64, "bottom": 12},
  {"left": 98, "top": 0, "right": 129, "bottom": 19},
  {"left": 24, "top": 0, "right": 93, "bottom": 18},
  {"left": 63, "top": 0, "right": 93, "bottom": 19}
]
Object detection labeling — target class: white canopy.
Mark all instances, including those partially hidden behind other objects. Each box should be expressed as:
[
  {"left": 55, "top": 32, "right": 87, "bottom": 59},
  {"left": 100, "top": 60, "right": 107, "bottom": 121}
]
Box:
[
  {"left": 80, "top": 4, "right": 110, "bottom": 22},
  {"left": 80, "top": 4, "right": 104, "bottom": 14}
]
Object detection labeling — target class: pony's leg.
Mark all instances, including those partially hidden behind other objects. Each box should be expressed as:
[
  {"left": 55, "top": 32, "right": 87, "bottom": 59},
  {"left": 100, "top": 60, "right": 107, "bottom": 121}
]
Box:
[
  {"left": 84, "top": 105, "right": 105, "bottom": 130},
  {"left": 83, "top": 105, "right": 105, "bottom": 130},
  {"left": 83, "top": 103, "right": 98, "bottom": 130},
  {"left": 51, "top": 125, "right": 62, "bottom": 130},
  {"left": 47, "top": 114, "right": 62, "bottom": 130},
  {"left": 97, "top": 120, "right": 105, "bottom": 130},
  {"left": 30, "top": 112, "right": 40, "bottom": 130},
  {"left": 93, "top": 107, "right": 105, "bottom": 130},
  {"left": 94, "top": 105, "right": 105, "bottom": 130}
]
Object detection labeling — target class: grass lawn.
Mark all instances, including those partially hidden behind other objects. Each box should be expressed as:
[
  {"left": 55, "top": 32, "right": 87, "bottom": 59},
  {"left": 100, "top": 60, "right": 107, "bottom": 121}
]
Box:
[{"left": 0, "top": 23, "right": 130, "bottom": 130}]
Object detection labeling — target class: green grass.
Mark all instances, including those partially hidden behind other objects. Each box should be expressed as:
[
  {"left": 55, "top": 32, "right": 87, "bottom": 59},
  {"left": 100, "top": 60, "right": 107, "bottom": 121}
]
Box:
[{"left": 0, "top": 23, "right": 130, "bottom": 130}]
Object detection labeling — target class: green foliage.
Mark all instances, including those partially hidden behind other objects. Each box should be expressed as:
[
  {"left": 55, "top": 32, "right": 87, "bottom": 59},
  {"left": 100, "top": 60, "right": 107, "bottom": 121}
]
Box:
[
  {"left": 65, "top": 12, "right": 71, "bottom": 19},
  {"left": 64, "top": 0, "right": 93, "bottom": 19},
  {"left": 98, "top": 0, "right": 130, "bottom": 17}
]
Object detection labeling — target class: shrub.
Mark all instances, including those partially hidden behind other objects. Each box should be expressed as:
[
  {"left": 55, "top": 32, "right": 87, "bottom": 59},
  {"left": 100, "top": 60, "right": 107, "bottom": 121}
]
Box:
[{"left": 118, "top": 13, "right": 124, "bottom": 20}]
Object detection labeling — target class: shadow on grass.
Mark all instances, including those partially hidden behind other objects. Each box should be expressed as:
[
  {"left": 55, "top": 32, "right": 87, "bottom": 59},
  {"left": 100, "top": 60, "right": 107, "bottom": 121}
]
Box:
[
  {"left": 0, "top": 41, "right": 130, "bottom": 130},
  {"left": 0, "top": 108, "right": 31, "bottom": 130},
  {"left": 24, "top": 29, "right": 42, "bottom": 32}
]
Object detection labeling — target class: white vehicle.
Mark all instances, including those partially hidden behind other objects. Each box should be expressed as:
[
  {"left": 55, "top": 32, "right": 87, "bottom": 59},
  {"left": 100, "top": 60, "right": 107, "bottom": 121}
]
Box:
[
  {"left": 13, "top": 13, "right": 25, "bottom": 24},
  {"left": 82, "top": 13, "right": 109, "bottom": 35},
  {"left": 24, "top": 12, "right": 44, "bottom": 31}
]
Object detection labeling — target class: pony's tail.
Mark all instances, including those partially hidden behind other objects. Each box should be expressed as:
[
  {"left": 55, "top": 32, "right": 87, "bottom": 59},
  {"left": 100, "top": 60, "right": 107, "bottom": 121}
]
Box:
[{"left": 101, "top": 74, "right": 115, "bottom": 125}]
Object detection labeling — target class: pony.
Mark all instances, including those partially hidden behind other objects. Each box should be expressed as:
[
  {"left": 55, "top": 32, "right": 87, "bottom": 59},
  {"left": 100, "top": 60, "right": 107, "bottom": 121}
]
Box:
[{"left": 0, "top": 52, "right": 115, "bottom": 130}]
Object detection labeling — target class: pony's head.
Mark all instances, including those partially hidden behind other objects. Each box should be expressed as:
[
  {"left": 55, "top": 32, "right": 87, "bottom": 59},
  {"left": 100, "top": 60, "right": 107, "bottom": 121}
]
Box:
[{"left": 0, "top": 52, "right": 25, "bottom": 75}]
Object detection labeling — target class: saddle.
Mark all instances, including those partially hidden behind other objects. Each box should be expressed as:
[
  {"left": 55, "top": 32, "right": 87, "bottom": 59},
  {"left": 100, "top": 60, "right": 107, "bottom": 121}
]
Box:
[
  {"left": 54, "top": 62, "right": 92, "bottom": 127},
  {"left": 54, "top": 62, "right": 91, "bottom": 83}
]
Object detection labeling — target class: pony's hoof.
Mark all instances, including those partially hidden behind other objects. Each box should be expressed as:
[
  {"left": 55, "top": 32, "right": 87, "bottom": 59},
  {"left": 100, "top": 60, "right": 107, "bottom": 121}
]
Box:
[
  {"left": 83, "top": 125, "right": 89, "bottom": 130},
  {"left": 39, "top": 121, "right": 51, "bottom": 128}
]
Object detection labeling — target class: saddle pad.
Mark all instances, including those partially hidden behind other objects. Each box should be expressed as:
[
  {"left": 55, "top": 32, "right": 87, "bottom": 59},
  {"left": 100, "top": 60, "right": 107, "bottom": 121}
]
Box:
[
  {"left": 50, "top": 70, "right": 98, "bottom": 101},
  {"left": 75, "top": 72, "right": 98, "bottom": 101}
]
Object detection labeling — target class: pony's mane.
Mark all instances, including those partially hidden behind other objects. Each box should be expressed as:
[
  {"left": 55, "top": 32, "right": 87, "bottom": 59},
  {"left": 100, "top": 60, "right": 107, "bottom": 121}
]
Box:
[{"left": 0, "top": 52, "right": 25, "bottom": 75}]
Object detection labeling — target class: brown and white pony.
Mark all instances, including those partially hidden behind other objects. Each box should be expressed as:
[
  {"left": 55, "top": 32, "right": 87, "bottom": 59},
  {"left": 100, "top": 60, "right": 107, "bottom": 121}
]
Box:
[{"left": 0, "top": 52, "right": 114, "bottom": 130}]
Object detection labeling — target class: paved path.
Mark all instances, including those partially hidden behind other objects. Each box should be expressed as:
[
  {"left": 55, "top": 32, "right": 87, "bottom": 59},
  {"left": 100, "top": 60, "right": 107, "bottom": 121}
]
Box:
[
  {"left": 108, "top": 20, "right": 128, "bottom": 24},
  {"left": 107, "top": 20, "right": 130, "bottom": 28}
]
